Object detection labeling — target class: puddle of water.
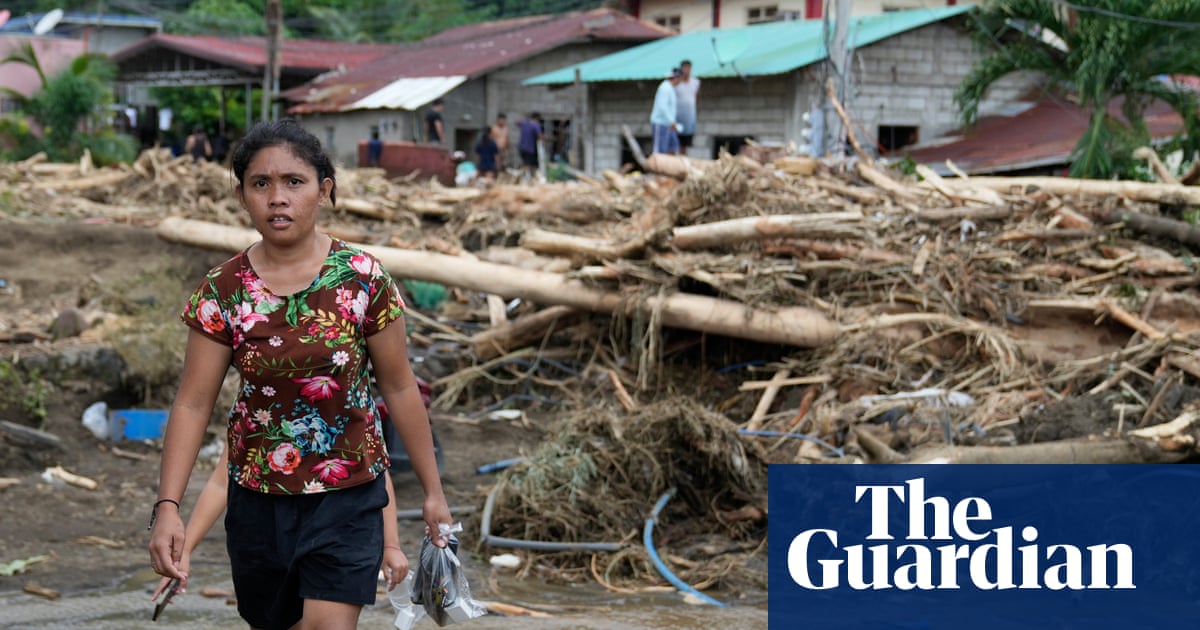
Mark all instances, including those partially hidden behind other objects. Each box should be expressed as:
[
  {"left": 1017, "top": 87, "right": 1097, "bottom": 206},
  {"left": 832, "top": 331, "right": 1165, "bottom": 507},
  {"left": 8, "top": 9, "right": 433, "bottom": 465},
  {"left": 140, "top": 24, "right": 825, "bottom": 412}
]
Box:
[{"left": 0, "top": 563, "right": 767, "bottom": 630}]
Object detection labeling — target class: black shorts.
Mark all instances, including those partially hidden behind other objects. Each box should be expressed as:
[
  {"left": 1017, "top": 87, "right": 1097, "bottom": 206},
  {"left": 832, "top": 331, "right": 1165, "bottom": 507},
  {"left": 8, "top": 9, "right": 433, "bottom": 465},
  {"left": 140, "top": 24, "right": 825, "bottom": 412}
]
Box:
[
  {"left": 520, "top": 149, "right": 538, "bottom": 167},
  {"left": 225, "top": 474, "right": 388, "bottom": 630},
  {"left": 679, "top": 134, "right": 694, "bottom": 149}
]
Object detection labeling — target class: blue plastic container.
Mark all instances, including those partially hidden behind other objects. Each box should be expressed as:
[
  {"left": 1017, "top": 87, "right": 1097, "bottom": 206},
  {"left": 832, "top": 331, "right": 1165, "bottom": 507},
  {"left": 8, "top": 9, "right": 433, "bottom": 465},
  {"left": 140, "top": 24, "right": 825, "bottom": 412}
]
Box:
[{"left": 109, "top": 409, "right": 168, "bottom": 441}]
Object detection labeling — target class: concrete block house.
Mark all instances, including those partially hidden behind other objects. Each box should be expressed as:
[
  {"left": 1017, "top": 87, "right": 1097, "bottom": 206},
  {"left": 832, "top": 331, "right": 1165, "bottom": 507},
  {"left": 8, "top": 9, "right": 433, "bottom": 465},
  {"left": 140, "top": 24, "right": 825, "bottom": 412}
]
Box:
[{"left": 526, "top": 5, "right": 1043, "bottom": 172}]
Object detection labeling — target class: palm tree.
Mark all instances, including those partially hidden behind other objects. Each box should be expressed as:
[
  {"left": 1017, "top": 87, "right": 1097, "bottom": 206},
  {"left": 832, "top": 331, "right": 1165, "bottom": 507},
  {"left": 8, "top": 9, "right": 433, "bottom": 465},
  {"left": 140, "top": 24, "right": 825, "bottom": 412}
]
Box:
[
  {"left": 955, "top": 0, "right": 1200, "bottom": 179},
  {"left": 1, "top": 43, "right": 132, "bottom": 163}
]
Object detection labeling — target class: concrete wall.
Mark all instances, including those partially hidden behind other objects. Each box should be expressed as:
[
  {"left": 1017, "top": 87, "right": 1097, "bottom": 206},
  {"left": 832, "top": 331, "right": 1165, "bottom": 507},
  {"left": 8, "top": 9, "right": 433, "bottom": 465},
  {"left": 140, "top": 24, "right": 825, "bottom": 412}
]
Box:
[
  {"left": 582, "top": 20, "right": 1042, "bottom": 172},
  {"left": 852, "top": 21, "right": 1041, "bottom": 147},
  {"left": 295, "top": 110, "right": 413, "bottom": 169}
]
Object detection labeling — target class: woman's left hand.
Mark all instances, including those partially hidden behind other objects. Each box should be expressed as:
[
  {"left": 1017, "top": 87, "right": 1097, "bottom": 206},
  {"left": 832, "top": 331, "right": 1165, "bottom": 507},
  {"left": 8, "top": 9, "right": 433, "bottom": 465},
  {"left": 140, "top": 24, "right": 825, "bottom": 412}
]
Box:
[{"left": 383, "top": 545, "right": 410, "bottom": 590}]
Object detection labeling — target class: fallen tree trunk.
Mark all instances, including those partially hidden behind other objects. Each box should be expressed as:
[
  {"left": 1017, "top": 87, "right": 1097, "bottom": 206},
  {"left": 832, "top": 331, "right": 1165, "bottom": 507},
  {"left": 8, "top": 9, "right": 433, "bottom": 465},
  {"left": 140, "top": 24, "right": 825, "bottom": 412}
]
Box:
[
  {"left": 907, "top": 439, "right": 1187, "bottom": 464},
  {"left": 156, "top": 217, "right": 840, "bottom": 348},
  {"left": 1098, "top": 207, "right": 1200, "bottom": 249},
  {"left": 670, "top": 212, "right": 864, "bottom": 249},
  {"left": 520, "top": 228, "right": 648, "bottom": 261},
  {"left": 471, "top": 305, "right": 581, "bottom": 359},
  {"left": 942, "top": 175, "right": 1200, "bottom": 207}
]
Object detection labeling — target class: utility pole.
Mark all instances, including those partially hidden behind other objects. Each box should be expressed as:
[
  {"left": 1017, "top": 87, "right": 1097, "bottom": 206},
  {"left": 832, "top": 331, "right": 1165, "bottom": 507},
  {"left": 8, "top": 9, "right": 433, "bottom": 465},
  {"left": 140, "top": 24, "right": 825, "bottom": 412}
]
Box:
[
  {"left": 261, "top": 0, "right": 281, "bottom": 122},
  {"left": 825, "top": 0, "right": 851, "bottom": 161}
]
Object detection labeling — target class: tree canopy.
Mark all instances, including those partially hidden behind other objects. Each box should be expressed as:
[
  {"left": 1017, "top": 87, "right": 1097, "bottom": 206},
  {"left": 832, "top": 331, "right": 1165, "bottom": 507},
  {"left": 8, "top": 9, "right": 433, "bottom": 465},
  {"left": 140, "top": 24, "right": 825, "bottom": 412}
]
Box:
[
  {"left": 956, "top": 0, "right": 1200, "bottom": 179},
  {"left": 7, "top": 0, "right": 609, "bottom": 42}
]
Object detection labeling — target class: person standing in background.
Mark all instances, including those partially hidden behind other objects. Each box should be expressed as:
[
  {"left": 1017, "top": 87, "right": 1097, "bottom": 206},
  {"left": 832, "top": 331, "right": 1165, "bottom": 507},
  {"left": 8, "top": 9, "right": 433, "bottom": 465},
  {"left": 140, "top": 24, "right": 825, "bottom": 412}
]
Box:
[
  {"left": 489, "top": 113, "right": 509, "bottom": 172},
  {"left": 650, "top": 69, "right": 682, "bottom": 156},
  {"left": 517, "top": 112, "right": 544, "bottom": 181},
  {"left": 475, "top": 130, "right": 500, "bottom": 181},
  {"left": 674, "top": 60, "right": 700, "bottom": 154},
  {"left": 366, "top": 128, "right": 384, "bottom": 167},
  {"left": 425, "top": 99, "right": 445, "bottom": 145},
  {"left": 184, "top": 126, "right": 212, "bottom": 163}
]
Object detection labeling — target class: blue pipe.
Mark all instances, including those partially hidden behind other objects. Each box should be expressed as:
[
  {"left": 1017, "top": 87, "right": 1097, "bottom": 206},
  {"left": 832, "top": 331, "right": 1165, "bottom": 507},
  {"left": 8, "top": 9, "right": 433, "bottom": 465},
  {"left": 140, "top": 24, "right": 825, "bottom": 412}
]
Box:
[
  {"left": 643, "top": 488, "right": 727, "bottom": 607},
  {"left": 475, "top": 456, "right": 527, "bottom": 475},
  {"left": 738, "top": 428, "right": 845, "bottom": 457}
]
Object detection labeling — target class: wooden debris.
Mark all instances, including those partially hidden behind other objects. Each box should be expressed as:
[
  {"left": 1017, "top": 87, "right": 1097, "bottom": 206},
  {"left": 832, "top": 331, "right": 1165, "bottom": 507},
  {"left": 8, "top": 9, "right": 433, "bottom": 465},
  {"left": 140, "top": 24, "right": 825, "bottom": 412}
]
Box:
[
  {"left": 42, "top": 466, "right": 99, "bottom": 490},
  {"left": 0, "top": 421, "right": 64, "bottom": 450},
  {"left": 156, "top": 218, "right": 841, "bottom": 348},
  {"left": 22, "top": 583, "right": 60, "bottom": 600},
  {"left": 75, "top": 535, "right": 125, "bottom": 549}
]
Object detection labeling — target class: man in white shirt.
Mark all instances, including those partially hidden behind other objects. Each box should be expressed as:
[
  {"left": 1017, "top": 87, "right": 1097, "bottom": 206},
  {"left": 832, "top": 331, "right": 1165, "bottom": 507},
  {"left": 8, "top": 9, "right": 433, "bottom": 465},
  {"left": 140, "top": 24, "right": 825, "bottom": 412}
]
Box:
[
  {"left": 650, "top": 68, "right": 683, "bottom": 155},
  {"left": 674, "top": 60, "right": 701, "bottom": 154}
]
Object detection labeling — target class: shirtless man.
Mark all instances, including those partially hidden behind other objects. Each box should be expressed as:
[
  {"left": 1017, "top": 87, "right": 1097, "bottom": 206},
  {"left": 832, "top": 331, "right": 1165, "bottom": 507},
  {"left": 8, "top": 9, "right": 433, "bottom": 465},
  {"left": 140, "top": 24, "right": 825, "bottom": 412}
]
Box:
[{"left": 490, "top": 113, "right": 510, "bottom": 171}]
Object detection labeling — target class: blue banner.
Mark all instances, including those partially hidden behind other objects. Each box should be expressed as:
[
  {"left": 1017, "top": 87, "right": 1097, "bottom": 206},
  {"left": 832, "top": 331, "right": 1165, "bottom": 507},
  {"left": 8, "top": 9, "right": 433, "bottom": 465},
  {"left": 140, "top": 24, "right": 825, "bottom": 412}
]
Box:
[{"left": 768, "top": 465, "right": 1200, "bottom": 629}]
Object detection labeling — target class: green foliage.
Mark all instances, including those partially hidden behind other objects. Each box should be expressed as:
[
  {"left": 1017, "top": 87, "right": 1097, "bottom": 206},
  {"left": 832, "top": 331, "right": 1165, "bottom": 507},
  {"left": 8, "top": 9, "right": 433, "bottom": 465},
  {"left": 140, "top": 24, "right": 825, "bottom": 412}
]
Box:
[
  {"left": 546, "top": 161, "right": 575, "bottom": 182},
  {"left": 893, "top": 155, "right": 919, "bottom": 176},
  {"left": 957, "top": 1, "right": 1200, "bottom": 180},
  {"left": 0, "top": 117, "right": 43, "bottom": 162},
  {"left": 80, "top": 130, "right": 142, "bottom": 167},
  {"left": 0, "top": 362, "right": 49, "bottom": 427},
  {"left": 1184, "top": 208, "right": 1200, "bottom": 225},
  {"left": 164, "top": 0, "right": 267, "bottom": 35},
  {"left": 150, "top": 85, "right": 252, "bottom": 139},
  {"left": 380, "top": 0, "right": 494, "bottom": 42},
  {"left": 30, "top": 54, "right": 118, "bottom": 154}
]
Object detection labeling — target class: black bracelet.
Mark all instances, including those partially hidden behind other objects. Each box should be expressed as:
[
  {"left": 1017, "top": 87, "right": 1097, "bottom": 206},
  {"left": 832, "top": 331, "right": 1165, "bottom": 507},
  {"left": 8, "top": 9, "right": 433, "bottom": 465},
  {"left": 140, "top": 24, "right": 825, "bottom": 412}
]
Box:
[{"left": 147, "top": 498, "right": 180, "bottom": 531}]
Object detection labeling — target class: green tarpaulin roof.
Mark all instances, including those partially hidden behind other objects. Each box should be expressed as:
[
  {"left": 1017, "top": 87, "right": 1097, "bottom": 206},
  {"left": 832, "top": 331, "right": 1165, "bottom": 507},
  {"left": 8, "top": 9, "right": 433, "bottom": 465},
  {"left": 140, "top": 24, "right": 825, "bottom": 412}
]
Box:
[{"left": 524, "top": 5, "right": 974, "bottom": 85}]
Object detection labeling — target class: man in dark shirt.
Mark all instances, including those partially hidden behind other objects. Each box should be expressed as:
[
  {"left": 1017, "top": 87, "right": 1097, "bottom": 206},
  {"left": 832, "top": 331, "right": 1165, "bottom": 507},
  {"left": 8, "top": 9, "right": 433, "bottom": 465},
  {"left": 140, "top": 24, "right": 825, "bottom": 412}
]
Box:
[
  {"left": 517, "top": 112, "right": 543, "bottom": 180},
  {"left": 475, "top": 132, "right": 499, "bottom": 181},
  {"left": 425, "top": 99, "right": 445, "bottom": 145},
  {"left": 366, "top": 129, "right": 383, "bottom": 167}
]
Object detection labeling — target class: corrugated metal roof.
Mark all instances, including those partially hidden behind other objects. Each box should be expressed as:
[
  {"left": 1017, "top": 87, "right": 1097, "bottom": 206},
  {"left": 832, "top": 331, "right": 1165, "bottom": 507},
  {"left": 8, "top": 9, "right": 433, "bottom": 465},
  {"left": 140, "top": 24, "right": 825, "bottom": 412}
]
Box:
[
  {"left": 284, "top": 8, "right": 669, "bottom": 114},
  {"left": 523, "top": 5, "right": 974, "bottom": 85},
  {"left": 900, "top": 95, "right": 1185, "bottom": 175},
  {"left": 110, "top": 33, "right": 397, "bottom": 74},
  {"left": 346, "top": 75, "right": 468, "bottom": 111},
  {"left": 0, "top": 11, "right": 162, "bottom": 32}
]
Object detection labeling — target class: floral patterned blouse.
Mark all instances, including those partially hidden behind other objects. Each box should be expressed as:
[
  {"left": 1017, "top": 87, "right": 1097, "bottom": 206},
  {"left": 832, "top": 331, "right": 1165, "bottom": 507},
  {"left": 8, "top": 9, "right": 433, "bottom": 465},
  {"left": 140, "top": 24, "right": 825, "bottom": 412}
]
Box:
[{"left": 182, "top": 239, "right": 404, "bottom": 494}]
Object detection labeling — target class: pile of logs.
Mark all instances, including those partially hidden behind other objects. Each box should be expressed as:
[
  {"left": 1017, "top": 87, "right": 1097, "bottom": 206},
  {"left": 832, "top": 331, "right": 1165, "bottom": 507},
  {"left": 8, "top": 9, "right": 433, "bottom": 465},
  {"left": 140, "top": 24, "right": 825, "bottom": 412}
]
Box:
[{"left": 4, "top": 144, "right": 1199, "bottom": 465}]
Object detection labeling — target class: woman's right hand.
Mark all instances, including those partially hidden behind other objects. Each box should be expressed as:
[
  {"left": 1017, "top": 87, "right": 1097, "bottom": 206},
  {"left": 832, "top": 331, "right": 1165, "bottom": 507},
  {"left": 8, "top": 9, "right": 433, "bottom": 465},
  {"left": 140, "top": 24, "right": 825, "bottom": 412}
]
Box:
[
  {"left": 152, "top": 551, "right": 192, "bottom": 600},
  {"left": 148, "top": 504, "right": 188, "bottom": 581}
]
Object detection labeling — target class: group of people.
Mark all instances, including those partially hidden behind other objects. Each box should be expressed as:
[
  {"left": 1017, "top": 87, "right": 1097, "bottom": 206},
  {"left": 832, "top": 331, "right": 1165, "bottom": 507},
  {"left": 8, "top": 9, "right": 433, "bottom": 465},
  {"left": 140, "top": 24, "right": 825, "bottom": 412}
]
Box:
[
  {"left": 448, "top": 110, "right": 546, "bottom": 186},
  {"left": 650, "top": 59, "right": 701, "bottom": 156}
]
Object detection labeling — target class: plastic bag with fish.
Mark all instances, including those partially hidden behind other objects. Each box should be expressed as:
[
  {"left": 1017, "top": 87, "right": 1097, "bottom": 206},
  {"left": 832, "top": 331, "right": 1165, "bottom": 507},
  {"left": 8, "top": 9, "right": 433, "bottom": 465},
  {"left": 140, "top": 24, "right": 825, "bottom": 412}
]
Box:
[{"left": 403, "top": 522, "right": 486, "bottom": 628}]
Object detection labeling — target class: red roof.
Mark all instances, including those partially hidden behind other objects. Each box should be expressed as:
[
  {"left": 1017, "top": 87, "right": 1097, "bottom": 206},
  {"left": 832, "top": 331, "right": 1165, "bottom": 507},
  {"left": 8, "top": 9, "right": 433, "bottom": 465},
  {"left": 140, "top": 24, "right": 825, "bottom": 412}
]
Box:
[
  {"left": 900, "top": 95, "right": 1186, "bottom": 175},
  {"left": 284, "top": 8, "right": 670, "bottom": 114},
  {"left": 110, "top": 33, "right": 397, "bottom": 75}
]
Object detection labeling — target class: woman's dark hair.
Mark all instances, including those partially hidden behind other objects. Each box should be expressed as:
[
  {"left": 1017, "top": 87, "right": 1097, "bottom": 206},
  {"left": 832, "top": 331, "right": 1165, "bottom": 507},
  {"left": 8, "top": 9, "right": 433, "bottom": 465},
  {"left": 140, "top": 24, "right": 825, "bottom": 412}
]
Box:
[{"left": 230, "top": 119, "right": 337, "bottom": 206}]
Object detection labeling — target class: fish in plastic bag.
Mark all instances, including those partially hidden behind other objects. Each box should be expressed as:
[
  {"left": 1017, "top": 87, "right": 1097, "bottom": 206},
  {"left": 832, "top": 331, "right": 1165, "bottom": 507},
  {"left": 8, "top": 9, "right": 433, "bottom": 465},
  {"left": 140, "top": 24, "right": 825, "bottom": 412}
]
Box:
[{"left": 405, "top": 522, "right": 486, "bottom": 627}]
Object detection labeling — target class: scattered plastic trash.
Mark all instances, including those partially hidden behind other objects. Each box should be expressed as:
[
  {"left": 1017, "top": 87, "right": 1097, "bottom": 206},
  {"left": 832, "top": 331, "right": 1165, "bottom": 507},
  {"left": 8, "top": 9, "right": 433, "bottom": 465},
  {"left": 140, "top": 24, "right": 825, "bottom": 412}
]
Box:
[
  {"left": 486, "top": 409, "right": 523, "bottom": 422},
  {"left": 402, "top": 279, "right": 448, "bottom": 310},
  {"left": 858, "top": 387, "right": 975, "bottom": 408},
  {"left": 0, "top": 555, "right": 49, "bottom": 577},
  {"left": 488, "top": 553, "right": 521, "bottom": 569},
  {"left": 109, "top": 408, "right": 169, "bottom": 441},
  {"left": 81, "top": 401, "right": 109, "bottom": 440}
]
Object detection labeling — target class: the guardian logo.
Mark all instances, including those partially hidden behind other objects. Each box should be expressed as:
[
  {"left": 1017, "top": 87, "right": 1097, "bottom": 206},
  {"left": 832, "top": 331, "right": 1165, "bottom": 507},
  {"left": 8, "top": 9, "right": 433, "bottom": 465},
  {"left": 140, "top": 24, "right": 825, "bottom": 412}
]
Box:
[{"left": 787, "top": 478, "right": 1135, "bottom": 591}]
